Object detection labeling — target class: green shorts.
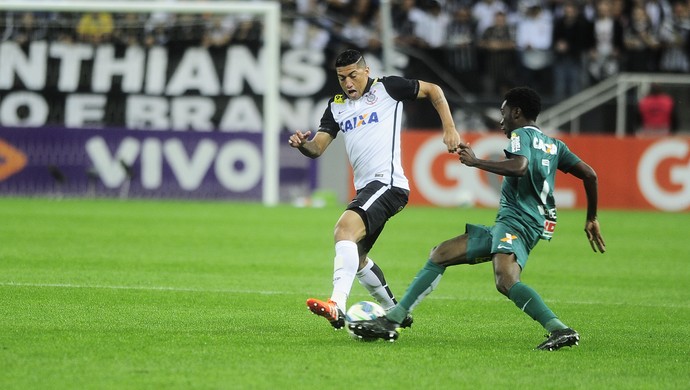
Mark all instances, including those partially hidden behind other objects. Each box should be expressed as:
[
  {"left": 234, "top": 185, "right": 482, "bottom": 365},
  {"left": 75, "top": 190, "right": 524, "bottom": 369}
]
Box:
[{"left": 465, "top": 223, "right": 532, "bottom": 269}]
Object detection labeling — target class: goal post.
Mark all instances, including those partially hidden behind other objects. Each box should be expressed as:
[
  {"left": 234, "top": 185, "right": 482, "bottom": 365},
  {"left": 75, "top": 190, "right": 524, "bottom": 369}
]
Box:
[{"left": 0, "top": 0, "right": 282, "bottom": 206}]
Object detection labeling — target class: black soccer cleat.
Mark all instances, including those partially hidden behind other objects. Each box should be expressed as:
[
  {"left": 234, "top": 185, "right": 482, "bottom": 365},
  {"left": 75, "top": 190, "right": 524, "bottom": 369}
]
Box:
[
  {"left": 536, "top": 328, "right": 580, "bottom": 351},
  {"left": 400, "top": 314, "right": 414, "bottom": 329},
  {"left": 348, "top": 316, "right": 400, "bottom": 342}
]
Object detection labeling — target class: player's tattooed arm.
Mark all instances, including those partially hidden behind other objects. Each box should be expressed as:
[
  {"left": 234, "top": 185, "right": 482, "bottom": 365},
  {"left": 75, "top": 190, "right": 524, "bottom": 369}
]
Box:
[
  {"left": 418, "top": 80, "right": 461, "bottom": 153},
  {"left": 288, "top": 130, "right": 334, "bottom": 159}
]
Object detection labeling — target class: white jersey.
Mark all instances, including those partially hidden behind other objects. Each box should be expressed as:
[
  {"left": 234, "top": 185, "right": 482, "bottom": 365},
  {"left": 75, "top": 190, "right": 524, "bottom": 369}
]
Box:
[{"left": 318, "top": 76, "right": 419, "bottom": 191}]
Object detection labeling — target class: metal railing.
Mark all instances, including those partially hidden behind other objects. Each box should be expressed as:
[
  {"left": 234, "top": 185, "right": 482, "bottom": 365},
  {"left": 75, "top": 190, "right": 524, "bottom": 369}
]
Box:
[{"left": 540, "top": 73, "right": 690, "bottom": 137}]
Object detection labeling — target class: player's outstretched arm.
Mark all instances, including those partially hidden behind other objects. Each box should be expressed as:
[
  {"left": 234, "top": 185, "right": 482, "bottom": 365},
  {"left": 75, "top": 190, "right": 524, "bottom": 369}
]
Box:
[
  {"left": 417, "top": 80, "right": 461, "bottom": 152},
  {"left": 288, "top": 130, "right": 333, "bottom": 159},
  {"left": 458, "top": 144, "right": 528, "bottom": 177},
  {"left": 568, "top": 161, "right": 606, "bottom": 253}
]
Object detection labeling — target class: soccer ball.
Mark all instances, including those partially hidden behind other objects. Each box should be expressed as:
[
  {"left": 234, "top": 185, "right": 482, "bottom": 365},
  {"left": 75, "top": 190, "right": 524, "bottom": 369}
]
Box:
[{"left": 345, "top": 301, "right": 386, "bottom": 341}]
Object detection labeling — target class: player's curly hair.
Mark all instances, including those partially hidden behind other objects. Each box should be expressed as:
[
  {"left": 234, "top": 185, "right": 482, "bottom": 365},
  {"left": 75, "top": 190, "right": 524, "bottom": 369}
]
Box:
[
  {"left": 504, "top": 87, "right": 541, "bottom": 121},
  {"left": 335, "top": 49, "right": 366, "bottom": 68}
]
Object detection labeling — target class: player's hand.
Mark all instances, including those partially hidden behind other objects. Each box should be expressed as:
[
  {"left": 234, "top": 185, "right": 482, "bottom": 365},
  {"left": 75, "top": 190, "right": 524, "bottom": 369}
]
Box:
[
  {"left": 443, "top": 129, "right": 461, "bottom": 153},
  {"left": 585, "top": 218, "right": 606, "bottom": 253},
  {"left": 457, "top": 143, "right": 477, "bottom": 166},
  {"left": 288, "top": 130, "right": 311, "bottom": 148}
]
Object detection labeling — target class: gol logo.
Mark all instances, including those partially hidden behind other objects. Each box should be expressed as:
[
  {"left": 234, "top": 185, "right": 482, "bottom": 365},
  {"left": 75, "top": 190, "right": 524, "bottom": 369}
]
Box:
[
  {"left": 0, "top": 139, "right": 27, "bottom": 181},
  {"left": 637, "top": 139, "right": 690, "bottom": 211}
]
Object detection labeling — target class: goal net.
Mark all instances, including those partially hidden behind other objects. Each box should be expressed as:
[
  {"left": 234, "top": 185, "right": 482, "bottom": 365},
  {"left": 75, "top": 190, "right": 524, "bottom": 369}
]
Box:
[{"left": 0, "top": 0, "right": 281, "bottom": 205}]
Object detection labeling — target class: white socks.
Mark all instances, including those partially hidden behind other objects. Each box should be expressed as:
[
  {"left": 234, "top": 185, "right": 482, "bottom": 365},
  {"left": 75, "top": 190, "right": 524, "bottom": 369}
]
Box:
[
  {"left": 330, "top": 242, "right": 397, "bottom": 313},
  {"left": 330, "top": 240, "right": 358, "bottom": 311},
  {"left": 357, "top": 258, "right": 396, "bottom": 310}
]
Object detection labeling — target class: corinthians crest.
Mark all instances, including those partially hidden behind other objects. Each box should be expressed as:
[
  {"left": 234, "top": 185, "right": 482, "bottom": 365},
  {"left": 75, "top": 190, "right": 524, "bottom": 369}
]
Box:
[{"left": 364, "top": 90, "right": 378, "bottom": 105}]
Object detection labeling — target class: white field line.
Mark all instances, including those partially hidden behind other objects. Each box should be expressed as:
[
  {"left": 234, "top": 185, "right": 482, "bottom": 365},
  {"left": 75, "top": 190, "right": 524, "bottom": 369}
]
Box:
[
  {"left": 1, "top": 281, "right": 689, "bottom": 309},
  {"left": 0, "top": 281, "right": 287, "bottom": 295}
]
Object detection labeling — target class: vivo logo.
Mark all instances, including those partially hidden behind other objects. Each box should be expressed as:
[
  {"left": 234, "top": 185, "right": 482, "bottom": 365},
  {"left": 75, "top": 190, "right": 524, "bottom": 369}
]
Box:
[{"left": 85, "top": 136, "right": 261, "bottom": 192}]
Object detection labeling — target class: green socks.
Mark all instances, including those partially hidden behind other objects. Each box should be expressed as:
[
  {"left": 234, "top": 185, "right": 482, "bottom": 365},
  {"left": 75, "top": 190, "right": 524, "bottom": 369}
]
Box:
[
  {"left": 386, "top": 260, "right": 445, "bottom": 324},
  {"left": 383, "top": 264, "right": 569, "bottom": 333},
  {"left": 508, "top": 282, "right": 567, "bottom": 332}
]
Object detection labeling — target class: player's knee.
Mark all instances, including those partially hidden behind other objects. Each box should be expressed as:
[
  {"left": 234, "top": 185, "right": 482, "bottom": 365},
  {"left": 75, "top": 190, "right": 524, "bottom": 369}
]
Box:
[
  {"left": 428, "top": 244, "right": 439, "bottom": 259},
  {"left": 495, "top": 282, "right": 510, "bottom": 296},
  {"left": 357, "top": 254, "right": 368, "bottom": 269},
  {"left": 493, "top": 272, "right": 514, "bottom": 296},
  {"left": 431, "top": 235, "right": 473, "bottom": 267},
  {"left": 429, "top": 244, "right": 447, "bottom": 264},
  {"left": 333, "top": 224, "right": 355, "bottom": 242},
  {"left": 333, "top": 218, "right": 365, "bottom": 242},
  {"left": 429, "top": 244, "right": 459, "bottom": 267}
]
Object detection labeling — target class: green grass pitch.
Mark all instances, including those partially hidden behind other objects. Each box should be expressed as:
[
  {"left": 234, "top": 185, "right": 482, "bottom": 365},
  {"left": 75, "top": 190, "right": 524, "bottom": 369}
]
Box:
[{"left": 1, "top": 198, "right": 689, "bottom": 389}]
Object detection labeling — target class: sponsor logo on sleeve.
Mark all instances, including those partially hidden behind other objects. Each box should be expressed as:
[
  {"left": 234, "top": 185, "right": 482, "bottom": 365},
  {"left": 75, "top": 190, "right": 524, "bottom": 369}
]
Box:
[{"left": 510, "top": 133, "right": 520, "bottom": 153}]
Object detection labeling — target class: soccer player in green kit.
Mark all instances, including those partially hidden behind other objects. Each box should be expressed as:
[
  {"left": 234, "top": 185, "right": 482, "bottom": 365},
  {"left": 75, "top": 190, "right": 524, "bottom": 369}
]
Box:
[{"left": 349, "top": 87, "right": 606, "bottom": 350}]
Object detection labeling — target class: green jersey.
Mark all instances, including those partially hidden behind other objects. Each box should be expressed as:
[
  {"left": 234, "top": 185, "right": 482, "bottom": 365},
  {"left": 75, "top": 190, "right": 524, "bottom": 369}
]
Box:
[{"left": 496, "top": 126, "right": 581, "bottom": 242}]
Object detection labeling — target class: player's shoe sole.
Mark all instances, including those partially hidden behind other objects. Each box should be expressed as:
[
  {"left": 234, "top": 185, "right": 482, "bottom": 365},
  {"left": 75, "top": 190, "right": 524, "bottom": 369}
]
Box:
[
  {"left": 306, "top": 298, "right": 345, "bottom": 330},
  {"left": 536, "top": 328, "right": 580, "bottom": 351},
  {"left": 348, "top": 316, "right": 400, "bottom": 342}
]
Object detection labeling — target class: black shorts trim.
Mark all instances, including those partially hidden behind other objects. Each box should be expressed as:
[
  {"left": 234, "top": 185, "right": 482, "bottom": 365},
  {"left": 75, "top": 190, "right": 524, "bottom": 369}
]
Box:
[{"left": 347, "top": 181, "right": 409, "bottom": 254}]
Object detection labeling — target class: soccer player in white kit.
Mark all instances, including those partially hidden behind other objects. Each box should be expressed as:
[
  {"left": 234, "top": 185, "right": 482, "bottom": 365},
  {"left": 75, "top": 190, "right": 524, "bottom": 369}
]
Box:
[{"left": 288, "top": 49, "right": 461, "bottom": 330}]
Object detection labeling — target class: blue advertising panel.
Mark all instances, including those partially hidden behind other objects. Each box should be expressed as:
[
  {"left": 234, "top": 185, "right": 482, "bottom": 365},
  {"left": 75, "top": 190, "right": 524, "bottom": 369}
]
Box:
[{"left": 0, "top": 127, "right": 268, "bottom": 199}]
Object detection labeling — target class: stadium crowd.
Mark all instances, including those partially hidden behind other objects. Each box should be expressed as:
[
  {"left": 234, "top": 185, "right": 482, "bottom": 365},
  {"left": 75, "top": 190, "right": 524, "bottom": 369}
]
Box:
[{"left": 1, "top": 0, "right": 688, "bottom": 105}]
